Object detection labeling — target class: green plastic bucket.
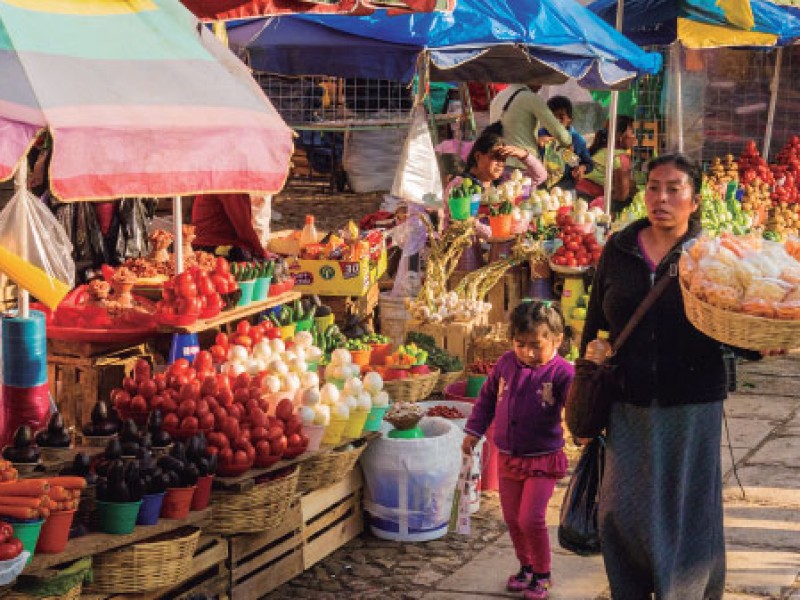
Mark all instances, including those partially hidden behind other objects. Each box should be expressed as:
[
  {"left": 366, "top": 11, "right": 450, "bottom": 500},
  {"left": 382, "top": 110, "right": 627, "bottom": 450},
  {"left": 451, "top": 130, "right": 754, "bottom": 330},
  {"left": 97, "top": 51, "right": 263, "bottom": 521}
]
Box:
[
  {"left": 466, "top": 374, "right": 488, "bottom": 398},
  {"left": 363, "top": 405, "right": 389, "bottom": 432},
  {"left": 253, "top": 277, "right": 272, "bottom": 302},
  {"left": 97, "top": 500, "right": 142, "bottom": 535},
  {"left": 387, "top": 426, "right": 424, "bottom": 439},
  {"left": 448, "top": 196, "right": 471, "bottom": 221},
  {"left": 12, "top": 519, "right": 43, "bottom": 565},
  {"left": 295, "top": 318, "right": 314, "bottom": 333},
  {"left": 237, "top": 280, "right": 255, "bottom": 306}
]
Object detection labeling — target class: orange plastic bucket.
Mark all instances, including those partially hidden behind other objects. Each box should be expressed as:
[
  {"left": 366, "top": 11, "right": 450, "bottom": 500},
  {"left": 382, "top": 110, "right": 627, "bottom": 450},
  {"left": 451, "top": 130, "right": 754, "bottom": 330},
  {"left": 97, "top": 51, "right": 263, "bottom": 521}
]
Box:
[
  {"left": 488, "top": 214, "right": 513, "bottom": 238},
  {"left": 350, "top": 349, "right": 372, "bottom": 367},
  {"left": 161, "top": 487, "right": 196, "bottom": 520},
  {"left": 36, "top": 510, "right": 75, "bottom": 554},
  {"left": 369, "top": 343, "right": 392, "bottom": 365}
]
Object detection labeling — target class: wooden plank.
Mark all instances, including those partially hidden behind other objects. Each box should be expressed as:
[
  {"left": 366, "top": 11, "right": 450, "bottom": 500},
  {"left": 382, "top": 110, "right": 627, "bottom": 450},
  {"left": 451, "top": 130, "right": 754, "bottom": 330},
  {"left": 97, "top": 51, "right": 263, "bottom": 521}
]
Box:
[
  {"left": 302, "top": 510, "right": 363, "bottom": 570},
  {"left": 302, "top": 491, "right": 359, "bottom": 542},
  {"left": 158, "top": 292, "right": 301, "bottom": 334},
  {"left": 301, "top": 469, "right": 362, "bottom": 524},
  {"left": 232, "top": 532, "right": 299, "bottom": 582},
  {"left": 231, "top": 546, "right": 303, "bottom": 600},
  {"left": 26, "top": 508, "right": 211, "bottom": 574},
  {"left": 228, "top": 501, "right": 302, "bottom": 564}
]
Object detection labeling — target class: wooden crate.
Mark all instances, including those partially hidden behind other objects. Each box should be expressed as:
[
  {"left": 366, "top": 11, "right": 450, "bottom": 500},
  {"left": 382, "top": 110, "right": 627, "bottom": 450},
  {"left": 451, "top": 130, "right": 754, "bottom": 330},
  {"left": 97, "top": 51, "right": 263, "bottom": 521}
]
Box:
[
  {"left": 406, "top": 316, "right": 489, "bottom": 362},
  {"left": 228, "top": 500, "right": 304, "bottom": 600},
  {"left": 320, "top": 282, "right": 380, "bottom": 329},
  {"left": 301, "top": 468, "right": 364, "bottom": 570},
  {"left": 487, "top": 268, "right": 528, "bottom": 324}
]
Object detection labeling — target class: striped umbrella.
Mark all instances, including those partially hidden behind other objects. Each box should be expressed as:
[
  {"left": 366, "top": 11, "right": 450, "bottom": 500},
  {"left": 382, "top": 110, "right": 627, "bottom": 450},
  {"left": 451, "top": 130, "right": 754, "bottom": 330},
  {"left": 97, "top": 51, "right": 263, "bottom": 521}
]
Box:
[
  {"left": 0, "top": 0, "right": 294, "bottom": 201},
  {"left": 181, "top": 0, "right": 455, "bottom": 20}
]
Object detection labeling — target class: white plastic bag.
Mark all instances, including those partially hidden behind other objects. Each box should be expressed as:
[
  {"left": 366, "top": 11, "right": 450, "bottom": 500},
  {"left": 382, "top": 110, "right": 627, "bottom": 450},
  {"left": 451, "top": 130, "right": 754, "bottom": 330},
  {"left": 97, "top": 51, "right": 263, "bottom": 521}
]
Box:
[
  {"left": 391, "top": 106, "right": 444, "bottom": 207},
  {"left": 343, "top": 124, "right": 408, "bottom": 193}
]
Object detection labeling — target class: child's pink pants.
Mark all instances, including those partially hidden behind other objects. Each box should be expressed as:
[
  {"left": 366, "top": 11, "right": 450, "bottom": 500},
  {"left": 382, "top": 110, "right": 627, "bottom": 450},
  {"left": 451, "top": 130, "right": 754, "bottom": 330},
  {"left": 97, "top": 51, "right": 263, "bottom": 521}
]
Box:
[{"left": 499, "top": 474, "right": 557, "bottom": 572}]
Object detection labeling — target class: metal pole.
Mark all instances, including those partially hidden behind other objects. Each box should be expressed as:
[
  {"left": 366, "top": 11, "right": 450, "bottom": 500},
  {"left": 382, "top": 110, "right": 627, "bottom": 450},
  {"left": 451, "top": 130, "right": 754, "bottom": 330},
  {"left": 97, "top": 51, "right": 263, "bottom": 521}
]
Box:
[
  {"left": 603, "top": 0, "right": 624, "bottom": 215},
  {"left": 763, "top": 46, "right": 783, "bottom": 161},
  {"left": 674, "top": 44, "right": 684, "bottom": 153},
  {"left": 174, "top": 196, "right": 183, "bottom": 275},
  {"left": 13, "top": 159, "right": 29, "bottom": 318}
]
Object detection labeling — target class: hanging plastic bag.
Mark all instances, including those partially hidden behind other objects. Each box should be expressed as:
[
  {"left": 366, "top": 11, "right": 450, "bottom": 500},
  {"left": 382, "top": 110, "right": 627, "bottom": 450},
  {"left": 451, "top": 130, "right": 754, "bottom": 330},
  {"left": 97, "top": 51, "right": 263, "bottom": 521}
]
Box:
[
  {"left": 542, "top": 139, "right": 569, "bottom": 190},
  {"left": 558, "top": 436, "right": 605, "bottom": 556},
  {"left": 391, "top": 105, "right": 444, "bottom": 207},
  {"left": 448, "top": 454, "right": 473, "bottom": 535},
  {"left": 115, "top": 198, "right": 156, "bottom": 261},
  {"left": 389, "top": 206, "right": 428, "bottom": 298},
  {"left": 0, "top": 186, "right": 74, "bottom": 309}
]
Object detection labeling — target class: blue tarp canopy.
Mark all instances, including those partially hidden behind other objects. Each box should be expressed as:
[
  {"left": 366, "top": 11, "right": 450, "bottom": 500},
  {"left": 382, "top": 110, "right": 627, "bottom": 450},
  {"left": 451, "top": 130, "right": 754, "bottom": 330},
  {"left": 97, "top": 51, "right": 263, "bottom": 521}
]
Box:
[
  {"left": 588, "top": 0, "right": 800, "bottom": 47},
  {"left": 228, "top": 0, "right": 662, "bottom": 89}
]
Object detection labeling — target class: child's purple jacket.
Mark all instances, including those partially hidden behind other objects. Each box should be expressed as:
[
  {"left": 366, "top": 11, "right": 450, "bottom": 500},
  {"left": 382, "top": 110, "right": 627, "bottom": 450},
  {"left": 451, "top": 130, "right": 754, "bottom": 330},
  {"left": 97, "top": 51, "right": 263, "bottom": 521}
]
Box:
[{"left": 465, "top": 351, "right": 575, "bottom": 456}]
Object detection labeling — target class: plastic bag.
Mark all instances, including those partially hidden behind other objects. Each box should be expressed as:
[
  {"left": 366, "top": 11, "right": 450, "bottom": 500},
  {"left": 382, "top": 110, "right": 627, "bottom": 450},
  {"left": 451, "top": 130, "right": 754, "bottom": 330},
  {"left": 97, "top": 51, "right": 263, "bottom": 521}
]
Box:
[
  {"left": 542, "top": 139, "right": 568, "bottom": 190},
  {"left": 115, "top": 198, "right": 156, "bottom": 261},
  {"left": 0, "top": 187, "right": 74, "bottom": 308},
  {"left": 391, "top": 105, "right": 444, "bottom": 207},
  {"left": 558, "top": 436, "right": 605, "bottom": 556},
  {"left": 388, "top": 206, "right": 428, "bottom": 298},
  {"left": 343, "top": 121, "right": 408, "bottom": 193}
]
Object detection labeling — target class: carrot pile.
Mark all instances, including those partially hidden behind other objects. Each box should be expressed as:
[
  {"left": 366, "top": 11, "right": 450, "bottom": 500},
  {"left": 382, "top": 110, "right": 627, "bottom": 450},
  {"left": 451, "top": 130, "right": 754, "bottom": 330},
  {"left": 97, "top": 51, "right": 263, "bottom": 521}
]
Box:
[
  {"left": 0, "top": 477, "right": 86, "bottom": 520},
  {"left": 0, "top": 461, "right": 18, "bottom": 483}
]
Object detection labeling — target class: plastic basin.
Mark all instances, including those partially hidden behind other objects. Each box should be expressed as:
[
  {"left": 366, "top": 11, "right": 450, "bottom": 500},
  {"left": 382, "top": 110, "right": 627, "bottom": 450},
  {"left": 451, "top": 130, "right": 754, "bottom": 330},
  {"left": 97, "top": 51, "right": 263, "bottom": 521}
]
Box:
[
  {"left": 36, "top": 510, "right": 75, "bottom": 554},
  {"left": 253, "top": 277, "right": 272, "bottom": 302},
  {"left": 161, "top": 487, "right": 196, "bottom": 520},
  {"left": 191, "top": 476, "right": 214, "bottom": 511},
  {"left": 363, "top": 405, "right": 389, "bottom": 432},
  {"left": 237, "top": 281, "right": 255, "bottom": 306},
  {"left": 13, "top": 519, "right": 44, "bottom": 563},
  {"left": 97, "top": 501, "right": 142, "bottom": 535},
  {"left": 137, "top": 493, "right": 165, "bottom": 526}
]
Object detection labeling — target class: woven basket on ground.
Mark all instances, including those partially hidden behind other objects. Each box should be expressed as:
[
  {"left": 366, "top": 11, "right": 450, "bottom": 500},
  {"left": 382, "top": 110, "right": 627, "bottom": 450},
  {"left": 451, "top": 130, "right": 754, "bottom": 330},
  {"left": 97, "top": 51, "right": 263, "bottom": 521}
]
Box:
[
  {"left": 469, "top": 324, "right": 508, "bottom": 364},
  {"left": 680, "top": 277, "right": 800, "bottom": 351},
  {"left": 2, "top": 584, "right": 82, "bottom": 600},
  {"left": 86, "top": 526, "right": 200, "bottom": 595},
  {"left": 432, "top": 370, "right": 464, "bottom": 395},
  {"left": 298, "top": 441, "right": 366, "bottom": 494},
  {"left": 208, "top": 466, "right": 299, "bottom": 535},
  {"left": 382, "top": 368, "right": 440, "bottom": 403}
]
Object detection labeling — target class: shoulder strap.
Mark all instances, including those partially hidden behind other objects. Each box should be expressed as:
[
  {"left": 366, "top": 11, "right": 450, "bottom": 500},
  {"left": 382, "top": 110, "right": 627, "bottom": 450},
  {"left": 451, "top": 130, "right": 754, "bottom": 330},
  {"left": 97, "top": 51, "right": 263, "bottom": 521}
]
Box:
[
  {"left": 611, "top": 268, "right": 675, "bottom": 354},
  {"left": 502, "top": 88, "right": 526, "bottom": 114}
]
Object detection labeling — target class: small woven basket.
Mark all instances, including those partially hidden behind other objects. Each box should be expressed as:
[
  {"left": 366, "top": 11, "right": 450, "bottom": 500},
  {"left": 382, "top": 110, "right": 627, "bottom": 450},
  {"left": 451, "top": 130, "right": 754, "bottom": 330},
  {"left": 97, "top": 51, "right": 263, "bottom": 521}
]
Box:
[
  {"left": 87, "top": 526, "right": 200, "bottom": 594},
  {"left": 208, "top": 466, "right": 299, "bottom": 535},
  {"left": 680, "top": 277, "right": 800, "bottom": 351},
  {"left": 382, "top": 368, "right": 440, "bottom": 403},
  {"left": 297, "top": 441, "right": 366, "bottom": 494},
  {"left": 432, "top": 370, "right": 464, "bottom": 395}
]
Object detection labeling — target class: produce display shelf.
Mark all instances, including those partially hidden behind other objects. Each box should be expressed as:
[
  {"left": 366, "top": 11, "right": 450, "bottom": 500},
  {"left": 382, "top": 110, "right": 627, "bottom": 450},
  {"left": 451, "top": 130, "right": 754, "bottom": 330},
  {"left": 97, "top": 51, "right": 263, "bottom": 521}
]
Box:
[
  {"left": 157, "top": 291, "right": 301, "bottom": 334},
  {"left": 25, "top": 508, "right": 211, "bottom": 575},
  {"left": 213, "top": 431, "right": 379, "bottom": 493}
]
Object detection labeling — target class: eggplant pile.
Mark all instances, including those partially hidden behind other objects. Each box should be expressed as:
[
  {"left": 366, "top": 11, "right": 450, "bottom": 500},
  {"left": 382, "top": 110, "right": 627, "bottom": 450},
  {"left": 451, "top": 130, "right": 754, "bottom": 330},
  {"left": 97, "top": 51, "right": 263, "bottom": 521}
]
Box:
[
  {"left": 147, "top": 410, "right": 172, "bottom": 448},
  {"left": 96, "top": 459, "right": 145, "bottom": 503},
  {"left": 82, "top": 400, "right": 120, "bottom": 437},
  {"left": 156, "top": 436, "right": 216, "bottom": 490},
  {"left": 60, "top": 452, "right": 97, "bottom": 485},
  {"left": 35, "top": 413, "right": 71, "bottom": 448},
  {"left": 2, "top": 426, "right": 41, "bottom": 464}
]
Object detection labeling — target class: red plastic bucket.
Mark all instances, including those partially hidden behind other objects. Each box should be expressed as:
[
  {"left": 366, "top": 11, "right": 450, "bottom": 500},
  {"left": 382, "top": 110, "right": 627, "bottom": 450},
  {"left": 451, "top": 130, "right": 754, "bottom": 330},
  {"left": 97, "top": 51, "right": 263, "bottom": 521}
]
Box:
[
  {"left": 35, "top": 510, "right": 75, "bottom": 554},
  {"left": 161, "top": 487, "right": 196, "bottom": 520},
  {"left": 190, "top": 476, "right": 214, "bottom": 511}
]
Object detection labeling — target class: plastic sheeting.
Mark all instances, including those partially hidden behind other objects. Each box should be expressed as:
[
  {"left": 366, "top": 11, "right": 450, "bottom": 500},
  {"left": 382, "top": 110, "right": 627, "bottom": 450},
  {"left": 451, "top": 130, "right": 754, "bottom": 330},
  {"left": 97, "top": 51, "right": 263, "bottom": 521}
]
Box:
[
  {"left": 361, "top": 417, "right": 462, "bottom": 540},
  {"left": 342, "top": 126, "right": 408, "bottom": 193},
  {"left": 391, "top": 106, "right": 444, "bottom": 207}
]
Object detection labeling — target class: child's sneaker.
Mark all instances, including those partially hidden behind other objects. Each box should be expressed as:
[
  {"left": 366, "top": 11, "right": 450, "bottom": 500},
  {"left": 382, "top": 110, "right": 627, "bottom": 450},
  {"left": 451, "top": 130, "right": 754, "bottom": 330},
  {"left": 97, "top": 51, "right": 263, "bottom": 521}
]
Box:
[
  {"left": 522, "top": 577, "right": 551, "bottom": 600},
  {"left": 506, "top": 566, "right": 533, "bottom": 592}
]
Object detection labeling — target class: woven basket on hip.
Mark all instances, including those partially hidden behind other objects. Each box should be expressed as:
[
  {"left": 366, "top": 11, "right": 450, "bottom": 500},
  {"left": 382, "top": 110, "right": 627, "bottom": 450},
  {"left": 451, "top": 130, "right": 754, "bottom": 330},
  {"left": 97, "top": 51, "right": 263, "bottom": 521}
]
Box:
[
  {"left": 208, "top": 466, "right": 298, "bottom": 535},
  {"left": 298, "top": 440, "right": 366, "bottom": 494},
  {"left": 86, "top": 526, "right": 200, "bottom": 595},
  {"left": 432, "top": 370, "right": 464, "bottom": 395},
  {"left": 680, "top": 277, "right": 800, "bottom": 351},
  {"left": 382, "top": 368, "right": 440, "bottom": 403}
]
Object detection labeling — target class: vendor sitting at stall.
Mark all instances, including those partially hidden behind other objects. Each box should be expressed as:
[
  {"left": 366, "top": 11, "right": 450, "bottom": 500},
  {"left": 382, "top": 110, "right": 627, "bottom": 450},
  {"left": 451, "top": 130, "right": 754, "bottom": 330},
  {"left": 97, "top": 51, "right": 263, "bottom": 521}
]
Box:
[
  {"left": 191, "top": 193, "right": 271, "bottom": 260},
  {"left": 444, "top": 123, "right": 547, "bottom": 231},
  {"left": 575, "top": 116, "right": 637, "bottom": 214}
]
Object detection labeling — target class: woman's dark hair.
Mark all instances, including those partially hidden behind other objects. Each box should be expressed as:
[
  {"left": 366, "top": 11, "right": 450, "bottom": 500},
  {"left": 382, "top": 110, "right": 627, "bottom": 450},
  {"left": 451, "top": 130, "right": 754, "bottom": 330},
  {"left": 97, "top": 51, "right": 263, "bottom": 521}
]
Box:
[
  {"left": 646, "top": 153, "right": 703, "bottom": 224},
  {"left": 508, "top": 300, "right": 565, "bottom": 340},
  {"left": 547, "top": 95, "right": 573, "bottom": 119},
  {"left": 465, "top": 122, "right": 505, "bottom": 171},
  {"left": 588, "top": 115, "right": 635, "bottom": 156},
  {"left": 646, "top": 153, "right": 703, "bottom": 193}
]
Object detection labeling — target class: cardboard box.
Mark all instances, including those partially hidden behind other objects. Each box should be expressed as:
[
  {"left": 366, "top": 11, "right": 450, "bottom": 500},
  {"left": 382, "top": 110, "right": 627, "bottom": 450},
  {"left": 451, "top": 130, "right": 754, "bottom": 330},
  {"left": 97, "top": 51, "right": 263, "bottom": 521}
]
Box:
[{"left": 287, "top": 249, "right": 387, "bottom": 297}]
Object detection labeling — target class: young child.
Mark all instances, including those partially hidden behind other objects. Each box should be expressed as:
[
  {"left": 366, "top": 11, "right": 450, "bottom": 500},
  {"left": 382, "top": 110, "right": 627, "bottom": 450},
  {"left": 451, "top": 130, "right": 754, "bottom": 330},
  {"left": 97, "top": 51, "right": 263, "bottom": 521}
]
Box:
[
  {"left": 537, "top": 96, "right": 593, "bottom": 190},
  {"left": 462, "top": 301, "right": 574, "bottom": 600}
]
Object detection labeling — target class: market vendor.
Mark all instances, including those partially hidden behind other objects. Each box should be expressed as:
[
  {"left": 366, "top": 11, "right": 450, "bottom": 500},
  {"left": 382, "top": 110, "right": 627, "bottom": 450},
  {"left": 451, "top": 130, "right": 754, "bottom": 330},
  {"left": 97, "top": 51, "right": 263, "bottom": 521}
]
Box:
[
  {"left": 444, "top": 123, "right": 547, "bottom": 238},
  {"left": 191, "top": 193, "right": 271, "bottom": 260},
  {"left": 575, "top": 116, "right": 637, "bottom": 213}
]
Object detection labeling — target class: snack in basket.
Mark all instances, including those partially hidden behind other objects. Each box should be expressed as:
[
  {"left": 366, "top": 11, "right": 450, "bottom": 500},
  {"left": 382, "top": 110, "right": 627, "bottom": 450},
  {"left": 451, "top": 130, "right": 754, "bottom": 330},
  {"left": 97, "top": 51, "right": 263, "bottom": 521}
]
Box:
[
  {"left": 384, "top": 402, "right": 424, "bottom": 431},
  {"left": 681, "top": 233, "right": 800, "bottom": 319}
]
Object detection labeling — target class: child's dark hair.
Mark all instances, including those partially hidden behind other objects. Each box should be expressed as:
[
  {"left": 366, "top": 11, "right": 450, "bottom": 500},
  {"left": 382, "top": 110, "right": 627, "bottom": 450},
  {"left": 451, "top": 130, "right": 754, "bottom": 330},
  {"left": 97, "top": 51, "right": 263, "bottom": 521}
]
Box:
[
  {"left": 508, "top": 300, "right": 565, "bottom": 340},
  {"left": 547, "top": 96, "right": 573, "bottom": 119},
  {"left": 465, "top": 122, "right": 505, "bottom": 171}
]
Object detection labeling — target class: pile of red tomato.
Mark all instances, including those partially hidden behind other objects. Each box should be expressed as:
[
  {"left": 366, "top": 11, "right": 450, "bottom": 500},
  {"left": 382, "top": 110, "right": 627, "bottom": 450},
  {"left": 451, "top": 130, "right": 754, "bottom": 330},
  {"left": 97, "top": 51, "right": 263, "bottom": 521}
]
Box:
[
  {"left": 739, "top": 141, "right": 775, "bottom": 186},
  {"left": 772, "top": 137, "right": 800, "bottom": 204},
  {"left": 551, "top": 215, "right": 602, "bottom": 268},
  {"left": 156, "top": 258, "right": 235, "bottom": 322},
  {"left": 208, "top": 320, "right": 279, "bottom": 364},
  {"left": 0, "top": 522, "right": 23, "bottom": 561}
]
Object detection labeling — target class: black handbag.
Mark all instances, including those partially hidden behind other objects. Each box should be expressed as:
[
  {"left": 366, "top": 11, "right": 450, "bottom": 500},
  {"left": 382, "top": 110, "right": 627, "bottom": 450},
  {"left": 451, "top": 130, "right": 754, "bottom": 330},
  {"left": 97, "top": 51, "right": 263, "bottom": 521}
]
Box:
[
  {"left": 558, "top": 435, "right": 605, "bottom": 555},
  {"left": 565, "top": 271, "right": 674, "bottom": 438}
]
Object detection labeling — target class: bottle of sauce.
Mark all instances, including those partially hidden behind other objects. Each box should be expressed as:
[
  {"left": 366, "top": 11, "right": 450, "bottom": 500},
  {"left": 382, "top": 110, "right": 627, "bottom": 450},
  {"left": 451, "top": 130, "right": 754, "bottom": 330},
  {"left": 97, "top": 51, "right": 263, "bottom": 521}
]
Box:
[
  {"left": 299, "top": 215, "right": 318, "bottom": 251},
  {"left": 585, "top": 330, "right": 612, "bottom": 364}
]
